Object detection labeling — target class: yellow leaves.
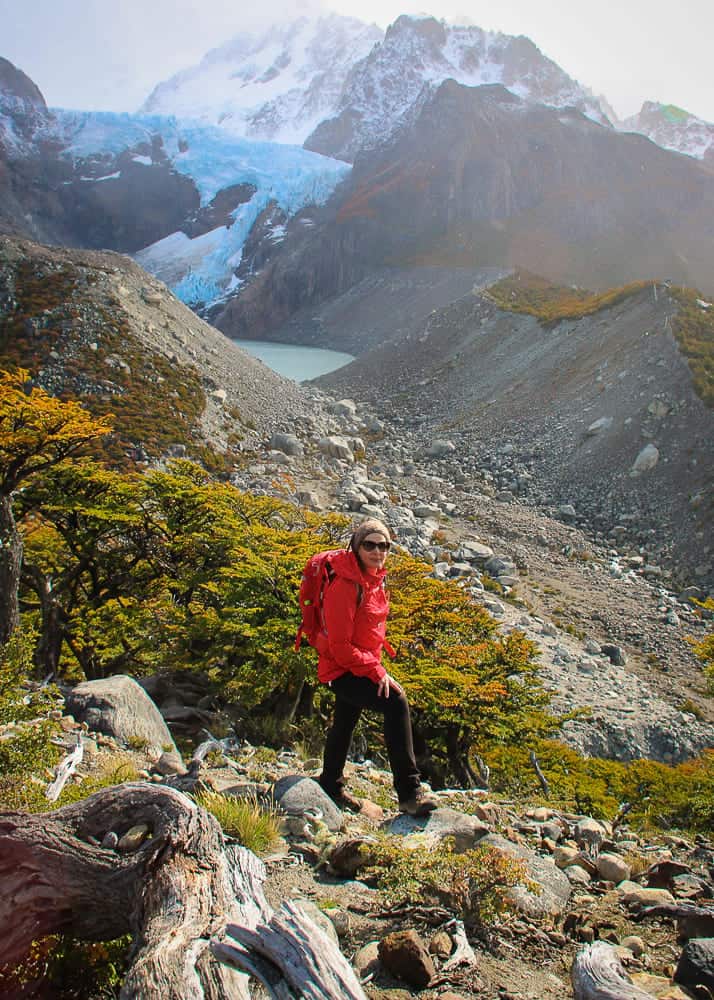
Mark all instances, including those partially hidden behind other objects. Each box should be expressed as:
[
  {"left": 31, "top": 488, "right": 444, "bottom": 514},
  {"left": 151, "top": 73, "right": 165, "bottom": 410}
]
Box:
[
  {"left": 0, "top": 368, "right": 113, "bottom": 492},
  {"left": 486, "top": 271, "right": 652, "bottom": 325}
]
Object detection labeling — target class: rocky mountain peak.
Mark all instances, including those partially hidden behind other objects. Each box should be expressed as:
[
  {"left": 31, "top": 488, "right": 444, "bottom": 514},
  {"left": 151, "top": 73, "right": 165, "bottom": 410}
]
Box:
[
  {"left": 0, "top": 56, "right": 47, "bottom": 109},
  {"left": 619, "top": 100, "right": 714, "bottom": 162},
  {"left": 305, "top": 14, "right": 607, "bottom": 162}
]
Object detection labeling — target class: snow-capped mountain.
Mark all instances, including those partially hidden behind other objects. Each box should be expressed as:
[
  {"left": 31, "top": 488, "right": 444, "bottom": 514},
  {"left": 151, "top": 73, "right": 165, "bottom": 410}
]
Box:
[
  {"left": 619, "top": 101, "right": 714, "bottom": 163},
  {"left": 306, "top": 14, "right": 609, "bottom": 161},
  {"left": 141, "top": 13, "right": 382, "bottom": 146},
  {"left": 140, "top": 12, "right": 608, "bottom": 162}
]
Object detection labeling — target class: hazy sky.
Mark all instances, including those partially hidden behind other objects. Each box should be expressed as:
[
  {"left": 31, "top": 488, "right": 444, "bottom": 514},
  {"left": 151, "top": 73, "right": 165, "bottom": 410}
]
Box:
[{"left": 1, "top": 0, "right": 713, "bottom": 122}]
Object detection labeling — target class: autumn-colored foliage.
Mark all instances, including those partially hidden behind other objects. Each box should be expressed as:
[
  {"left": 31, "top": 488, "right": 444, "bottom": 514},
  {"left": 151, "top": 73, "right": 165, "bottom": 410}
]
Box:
[
  {"left": 0, "top": 369, "right": 113, "bottom": 645},
  {"left": 0, "top": 368, "right": 113, "bottom": 493},
  {"left": 669, "top": 287, "right": 714, "bottom": 407},
  {"left": 485, "top": 270, "right": 652, "bottom": 326}
]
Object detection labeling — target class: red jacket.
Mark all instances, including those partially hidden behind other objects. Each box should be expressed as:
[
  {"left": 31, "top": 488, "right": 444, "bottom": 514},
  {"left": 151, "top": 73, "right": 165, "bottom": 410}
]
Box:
[{"left": 316, "top": 549, "right": 393, "bottom": 685}]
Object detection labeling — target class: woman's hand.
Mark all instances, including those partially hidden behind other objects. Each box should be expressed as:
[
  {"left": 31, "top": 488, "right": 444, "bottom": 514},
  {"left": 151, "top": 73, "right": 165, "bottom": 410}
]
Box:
[{"left": 377, "top": 673, "right": 403, "bottom": 698}]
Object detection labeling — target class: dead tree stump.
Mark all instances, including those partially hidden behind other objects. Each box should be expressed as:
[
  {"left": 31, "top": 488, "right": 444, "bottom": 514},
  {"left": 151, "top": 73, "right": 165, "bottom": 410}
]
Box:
[{"left": 0, "top": 782, "right": 366, "bottom": 999}]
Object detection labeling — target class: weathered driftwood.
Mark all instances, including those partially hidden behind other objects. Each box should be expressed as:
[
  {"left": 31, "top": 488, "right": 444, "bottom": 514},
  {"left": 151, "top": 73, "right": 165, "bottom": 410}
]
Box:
[
  {"left": 0, "top": 782, "right": 367, "bottom": 999},
  {"left": 441, "top": 918, "right": 477, "bottom": 971},
  {"left": 571, "top": 941, "right": 657, "bottom": 1000},
  {"left": 45, "top": 735, "right": 83, "bottom": 801},
  {"left": 529, "top": 750, "right": 550, "bottom": 798},
  {"left": 215, "top": 902, "right": 368, "bottom": 999}
]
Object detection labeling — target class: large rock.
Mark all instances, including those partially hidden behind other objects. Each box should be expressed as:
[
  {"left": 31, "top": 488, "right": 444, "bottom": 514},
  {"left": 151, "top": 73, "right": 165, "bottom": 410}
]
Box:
[
  {"left": 423, "top": 439, "right": 456, "bottom": 458},
  {"left": 63, "top": 675, "right": 177, "bottom": 754},
  {"left": 270, "top": 432, "right": 303, "bottom": 456},
  {"left": 478, "top": 834, "right": 571, "bottom": 919},
  {"left": 596, "top": 852, "right": 631, "bottom": 884},
  {"left": 675, "top": 938, "right": 714, "bottom": 993},
  {"left": 318, "top": 436, "right": 354, "bottom": 462},
  {"left": 271, "top": 775, "right": 344, "bottom": 832},
  {"left": 384, "top": 807, "right": 488, "bottom": 852},
  {"left": 630, "top": 443, "right": 660, "bottom": 476},
  {"left": 379, "top": 929, "right": 435, "bottom": 988}
]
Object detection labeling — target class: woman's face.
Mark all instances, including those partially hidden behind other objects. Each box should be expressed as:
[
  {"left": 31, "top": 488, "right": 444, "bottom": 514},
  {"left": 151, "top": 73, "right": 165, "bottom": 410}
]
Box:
[{"left": 358, "top": 532, "right": 390, "bottom": 574}]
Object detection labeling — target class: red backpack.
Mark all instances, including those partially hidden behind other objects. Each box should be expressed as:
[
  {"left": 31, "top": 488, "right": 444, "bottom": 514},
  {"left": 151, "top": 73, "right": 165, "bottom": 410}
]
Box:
[{"left": 294, "top": 549, "right": 362, "bottom": 650}]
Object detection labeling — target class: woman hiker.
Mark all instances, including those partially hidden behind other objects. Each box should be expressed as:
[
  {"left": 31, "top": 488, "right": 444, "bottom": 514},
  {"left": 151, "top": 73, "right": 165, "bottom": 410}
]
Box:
[{"left": 316, "top": 518, "right": 437, "bottom": 816}]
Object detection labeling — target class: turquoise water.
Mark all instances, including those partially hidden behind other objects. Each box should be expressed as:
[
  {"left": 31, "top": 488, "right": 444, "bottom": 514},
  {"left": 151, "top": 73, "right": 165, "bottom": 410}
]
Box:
[{"left": 235, "top": 339, "right": 354, "bottom": 382}]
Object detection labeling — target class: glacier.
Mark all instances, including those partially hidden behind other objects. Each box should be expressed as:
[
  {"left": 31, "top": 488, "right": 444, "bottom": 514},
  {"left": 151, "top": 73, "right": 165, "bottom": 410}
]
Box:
[{"left": 52, "top": 109, "right": 351, "bottom": 308}]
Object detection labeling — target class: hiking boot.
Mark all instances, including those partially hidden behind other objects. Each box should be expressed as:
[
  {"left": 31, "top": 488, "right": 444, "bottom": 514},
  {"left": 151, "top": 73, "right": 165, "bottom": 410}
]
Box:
[
  {"left": 398, "top": 788, "right": 438, "bottom": 817},
  {"left": 319, "top": 782, "right": 363, "bottom": 813}
]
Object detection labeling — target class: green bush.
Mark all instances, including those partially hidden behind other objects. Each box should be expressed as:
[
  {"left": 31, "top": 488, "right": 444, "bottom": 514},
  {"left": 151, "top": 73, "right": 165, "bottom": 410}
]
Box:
[
  {"left": 485, "top": 739, "right": 714, "bottom": 833},
  {"left": 0, "top": 629, "right": 63, "bottom": 812},
  {"left": 362, "top": 835, "right": 533, "bottom": 927},
  {"left": 0, "top": 933, "right": 131, "bottom": 999}
]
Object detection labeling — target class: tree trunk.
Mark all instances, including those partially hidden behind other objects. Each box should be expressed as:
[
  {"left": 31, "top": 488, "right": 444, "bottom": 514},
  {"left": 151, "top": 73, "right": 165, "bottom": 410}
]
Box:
[
  {"left": 445, "top": 726, "right": 477, "bottom": 789},
  {"left": 0, "top": 782, "right": 367, "bottom": 1000},
  {"left": 0, "top": 495, "right": 22, "bottom": 646},
  {"left": 572, "top": 941, "right": 657, "bottom": 999},
  {"left": 22, "top": 563, "right": 65, "bottom": 677}
]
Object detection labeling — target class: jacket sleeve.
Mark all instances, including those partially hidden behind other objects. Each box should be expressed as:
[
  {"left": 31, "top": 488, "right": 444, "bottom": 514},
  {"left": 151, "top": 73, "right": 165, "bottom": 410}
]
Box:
[{"left": 322, "top": 577, "right": 386, "bottom": 683}]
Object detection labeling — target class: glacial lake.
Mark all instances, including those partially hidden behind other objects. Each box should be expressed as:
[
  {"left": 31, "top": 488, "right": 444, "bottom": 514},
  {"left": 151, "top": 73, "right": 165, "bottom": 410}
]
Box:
[{"left": 235, "top": 339, "right": 354, "bottom": 382}]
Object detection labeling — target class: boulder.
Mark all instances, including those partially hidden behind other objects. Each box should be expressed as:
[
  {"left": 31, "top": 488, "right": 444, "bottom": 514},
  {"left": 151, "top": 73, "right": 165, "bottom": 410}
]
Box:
[
  {"left": 617, "top": 882, "right": 676, "bottom": 907},
  {"left": 328, "top": 399, "right": 358, "bottom": 417},
  {"left": 353, "top": 941, "right": 380, "bottom": 979},
  {"left": 318, "top": 436, "right": 354, "bottom": 462},
  {"left": 596, "top": 852, "right": 631, "bottom": 883},
  {"left": 456, "top": 540, "right": 494, "bottom": 563},
  {"left": 63, "top": 675, "right": 177, "bottom": 754},
  {"left": 384, "top": 807, "right": 488, "bottom": 852},
  {"left": 630, "top": 443, "right": 660, "bottom": 476},
  {"left": 271, "top": 775, "right": 343, "bottom": 832},
  {"left": 379, "top": 929, "right": 435, "bottom": 988},
  {"left": 478, "top": 834, "right": 571, "bottom": 919},
  {"left": 413, "top": 503, "right": 442, "bottom": 519},
  {"left": 675, "top": 938, "right": 714, "bottom": 993},
  {"left": 424, "top": 439, "right": 455, "bottom": 458},
  {"left": 586, "top": 416, "right": 614, "bottom": 435},
  {"left": 269, "top": 432, "right": 303, "bottom": 456}
]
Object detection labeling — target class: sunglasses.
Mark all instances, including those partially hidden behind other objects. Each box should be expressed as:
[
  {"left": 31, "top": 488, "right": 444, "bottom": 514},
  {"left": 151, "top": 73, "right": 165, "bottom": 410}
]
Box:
[{"left": 360, "top": 540, "right": 390, "bottom": 552}]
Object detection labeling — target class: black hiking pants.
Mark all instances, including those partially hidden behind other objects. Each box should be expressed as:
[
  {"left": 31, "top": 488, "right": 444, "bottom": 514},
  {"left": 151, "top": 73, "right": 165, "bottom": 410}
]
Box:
[{"left": 319, "top": 672, "right": 421, "bottom": 801}]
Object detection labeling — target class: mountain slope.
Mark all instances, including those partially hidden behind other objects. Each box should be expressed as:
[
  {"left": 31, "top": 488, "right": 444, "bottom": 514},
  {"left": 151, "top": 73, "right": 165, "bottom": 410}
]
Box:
[
  {"left": 214, "top": 80, "right": 714, "bottom": 342},
  {"left": 0, "top": 235, "right": 315, "bottom": 462},
  {"left": 317, "top": 276, "right": 714, "bottom": 590}
]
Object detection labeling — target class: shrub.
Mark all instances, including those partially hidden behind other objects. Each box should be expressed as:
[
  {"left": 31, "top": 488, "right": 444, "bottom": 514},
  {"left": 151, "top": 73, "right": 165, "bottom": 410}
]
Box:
[
  {"left": 485, "top": 270, "right": 651, "bottom": 327},
  {"left": 0, "top": 629, "right": 63, "bottom": 811},
  {"left": 485, "top": 739, "right": 714, "bottom": 833},
  {"left": 0, "top": 933, "right": 131, "bottom": 999},
  {"left": 362, "top": 835, "right": 533, "bottom": 927}
]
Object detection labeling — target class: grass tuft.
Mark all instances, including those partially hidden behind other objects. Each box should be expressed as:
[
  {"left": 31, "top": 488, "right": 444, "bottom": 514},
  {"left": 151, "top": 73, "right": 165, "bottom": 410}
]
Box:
[{"left": 194, "top": 790, "right": 282, "bottom": 855}]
